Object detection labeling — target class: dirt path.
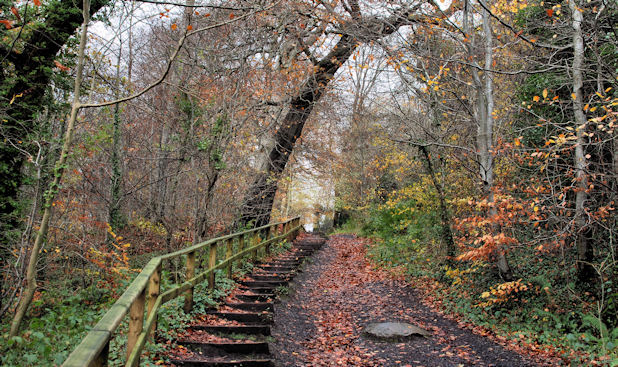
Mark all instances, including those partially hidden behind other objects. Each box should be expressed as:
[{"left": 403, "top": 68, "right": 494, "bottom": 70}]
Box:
[{"left": 270, "top": 234, "right": 538, "bottom": 367}]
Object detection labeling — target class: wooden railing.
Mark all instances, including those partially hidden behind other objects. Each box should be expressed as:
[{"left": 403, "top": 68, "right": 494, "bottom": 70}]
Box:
[{"left": 63, "top": 216, "right": 302, "bottom": 367}]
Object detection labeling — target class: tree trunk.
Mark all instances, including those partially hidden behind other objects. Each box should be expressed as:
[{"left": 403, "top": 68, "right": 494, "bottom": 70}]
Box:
[
  {"left": 467, "top": 1, "right": 512, "bottom": 279},
  {"left": 419, "top": 146, "right": 455, "bottom": 260},
  {"left": 238, "top": 34, "right": 358, "bottom": 227},
  {"left": 108, "top": 46, "right": 124, "bottom": 233},
  {"left": 235, "top": 2, "right": 449, "bottom": 227},
  {"left": 481, "top": 6, "right": 512, "bottom": 280},
  {"left": 0, "top": 0, "right": 109, "bottom": 322},
  {"left": 569, "top": 0, "right": 594, "bottom": 282},
  {"left": 9, "top": 0, "right": 91, "bottom": 336}
]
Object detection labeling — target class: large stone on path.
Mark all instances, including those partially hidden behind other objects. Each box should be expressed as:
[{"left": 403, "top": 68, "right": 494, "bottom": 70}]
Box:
[{"left": 363, "top": 322, "right": 431, "bottom": 340}]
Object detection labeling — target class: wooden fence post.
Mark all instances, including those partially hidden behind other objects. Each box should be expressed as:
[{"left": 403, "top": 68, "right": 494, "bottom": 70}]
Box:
[
  {"left": 238, "top": 234, "right": 245, "bottom": 264},
  {"left": 226, "top": 238, "right": 233, "bottom": 278},
  {"left": 293, "top": 218, "right": 300, "bottom": 238},
  {"left": 285, "top": 222, "right": 292, "bottom": 242},
  {"left": 265, "top": 226, "right": 273, "bottom": 256},
  {"left": 91, "top": 341, "right": 109, "bottom": 367},
  {"left": 127, "top": 289, "right": 145, "bottom": 362},
  {"left": 208, "top": 242, "right": 217, "bottom": 289},
  {"left": 251, "top": 233, "right": 258, "bottom": 262},
  {"left": 184, "top": 251, "right": 196, "bottom": 313},
  {"left": 147, "top": 264, "right": 161, "bottom": 340}
]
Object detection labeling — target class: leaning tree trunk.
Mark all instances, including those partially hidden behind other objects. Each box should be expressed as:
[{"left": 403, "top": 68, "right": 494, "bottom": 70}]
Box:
[
  {"left": 238, "top": 34, "right": 358, "bottom": 227},
  {"left": 237, "top": 2, "right": 452, "bottom": 227}
]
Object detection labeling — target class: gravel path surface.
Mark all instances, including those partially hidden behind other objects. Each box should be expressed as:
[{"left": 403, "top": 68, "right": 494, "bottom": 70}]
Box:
[{"left": 270, "top": 234, "right": 539, "bottom": 367}]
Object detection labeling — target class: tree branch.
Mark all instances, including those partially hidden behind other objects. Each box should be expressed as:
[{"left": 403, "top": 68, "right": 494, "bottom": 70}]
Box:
[{"left": 80, "top": 1, "right": 280, "bottom": 109}]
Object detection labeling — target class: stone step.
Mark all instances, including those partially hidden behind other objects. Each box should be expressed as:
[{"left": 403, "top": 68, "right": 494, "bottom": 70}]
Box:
[
  {"left": 236, "top": 293, "right": 274, "bottom": 302},
  {"left": 255, "top": 267, "right": 296, "bottom": 273},
  {"left": 241, "top": 280, "right": 287, "bottom": 288},
  {"left": 248, "top": 274, "right": 292, "bottom": 281},
  {"left": 207, "top": 311, "right": 272, "bottom": 324},
  {"left": 239, "top": 287, "right": 277, "bottom": 295},
  {"left": 268, "top": 260, "right": 301, "bottom": 266},
  {"left": 225, "top": 302, "right": 273, "bottom": 313},
  {"left": 171, "top": 355, "right": 273, "bottom": 367},
  {"left": 179, "top": 340, "right": 270, "bottom": 355},
  {"left": 191, "top": 325, "right": 271, "bottom": 336}
]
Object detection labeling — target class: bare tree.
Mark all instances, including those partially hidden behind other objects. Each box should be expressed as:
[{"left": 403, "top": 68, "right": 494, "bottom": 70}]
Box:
[{"left": 239, "top": 0, "right": 456, "bottom": 227}]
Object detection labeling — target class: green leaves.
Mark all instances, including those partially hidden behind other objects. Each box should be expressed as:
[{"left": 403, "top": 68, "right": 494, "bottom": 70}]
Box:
[{"left": 1, "top": 286, "right": 110, "bottom": 366}]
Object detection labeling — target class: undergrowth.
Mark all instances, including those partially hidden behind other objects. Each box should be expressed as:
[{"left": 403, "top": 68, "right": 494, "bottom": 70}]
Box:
[{"left": 0, "top": 239, "right": 292, "bottom": 366}]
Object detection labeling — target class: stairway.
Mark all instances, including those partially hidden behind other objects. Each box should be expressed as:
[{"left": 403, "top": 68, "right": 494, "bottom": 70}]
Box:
[{"left": 169, "top": 234, "right": 326, "bottom": 366}]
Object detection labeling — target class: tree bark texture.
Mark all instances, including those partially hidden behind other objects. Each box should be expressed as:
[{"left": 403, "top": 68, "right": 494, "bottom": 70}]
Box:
[
  {"left": 569, "top": 0, "right": 594, "bottom": 282},
  {"left": 238, "top": 34, "right": 358, "bottom": 227}
]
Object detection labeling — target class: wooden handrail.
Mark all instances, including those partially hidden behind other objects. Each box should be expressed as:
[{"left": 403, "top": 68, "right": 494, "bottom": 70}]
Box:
[{"left": 63, "top": 216, "right": 302, "bottom": 367}]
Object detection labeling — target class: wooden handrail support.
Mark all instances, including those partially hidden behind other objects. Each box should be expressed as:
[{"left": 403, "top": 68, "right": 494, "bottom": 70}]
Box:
[{"left": 63, "top": 216, "right": 302, "bottom": 367}]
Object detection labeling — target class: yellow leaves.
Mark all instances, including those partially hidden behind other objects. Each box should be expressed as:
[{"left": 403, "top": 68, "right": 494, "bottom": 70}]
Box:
[
  {"left": 476, "top": 279, "right": 529, "bottom": 308},
  {"left": 9, "top": 93, "right": 23, "bottom": 104},
  {"left": 444, "top": 264, "right": 481, "bottom": 287},
  {"left": 533, "top": 90, "right": 551, "bottom": 103}
]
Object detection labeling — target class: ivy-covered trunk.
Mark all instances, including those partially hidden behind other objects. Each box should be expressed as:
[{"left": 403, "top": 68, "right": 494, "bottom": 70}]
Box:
[{"left": 0, "top": 0, "right": 109, "bottom": 316}]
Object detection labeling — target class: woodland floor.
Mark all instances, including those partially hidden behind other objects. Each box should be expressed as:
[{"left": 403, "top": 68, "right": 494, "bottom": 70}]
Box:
[{"left": 270, "top": 234, "right": 541, "bottom": 367}]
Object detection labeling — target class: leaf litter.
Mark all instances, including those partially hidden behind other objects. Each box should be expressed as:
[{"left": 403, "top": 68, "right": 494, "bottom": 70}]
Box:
[{"left": 270, "top": 234, "right": 544, "bottom": 367}]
